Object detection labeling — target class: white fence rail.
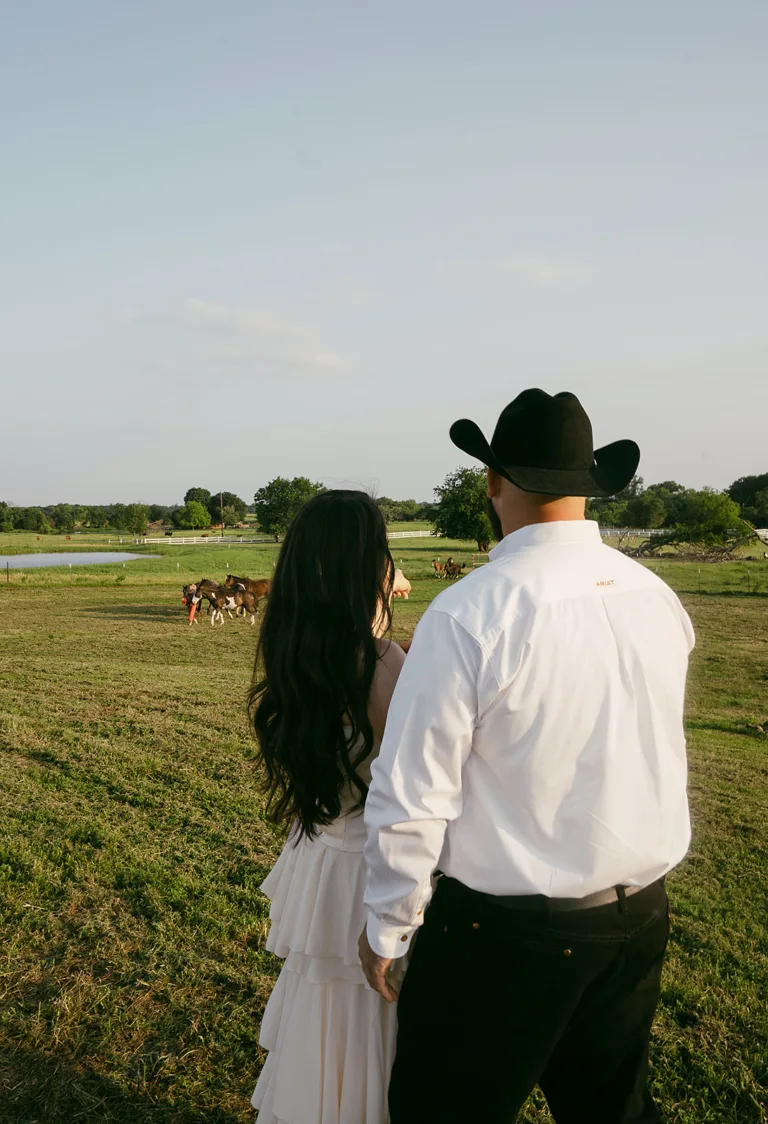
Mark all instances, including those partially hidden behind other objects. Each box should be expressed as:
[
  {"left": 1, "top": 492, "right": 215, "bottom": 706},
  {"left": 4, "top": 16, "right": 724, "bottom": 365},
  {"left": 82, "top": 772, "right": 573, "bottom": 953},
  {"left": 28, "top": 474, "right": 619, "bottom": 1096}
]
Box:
[
  {"left": 600, "top": 529, "right": 663, "bottom": 538},
  {"left": 139, "top": 529, "right": 437, "bottom": 545},
  {"left": 138, "top": 527, "right": 675, "bottom": 548},
  {"left": 386, "top": 530, "right": 434, "bottom": 540},
  {"left": 138, "top": 536, "right": 274, "bottom": 545}
]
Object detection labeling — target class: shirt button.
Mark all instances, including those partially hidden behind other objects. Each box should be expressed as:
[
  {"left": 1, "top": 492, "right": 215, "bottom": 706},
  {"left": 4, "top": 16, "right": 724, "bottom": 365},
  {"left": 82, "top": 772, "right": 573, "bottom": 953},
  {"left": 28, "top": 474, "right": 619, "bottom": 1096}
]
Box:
[
  {"left": 400, "top": 934, "right": 408, "bottom": 943},
  {"left": 563, "top": 948, "right": 572, "bottom": 957},
  {"left": 472, "top": 922, "right": 480, "bottom": 930}
]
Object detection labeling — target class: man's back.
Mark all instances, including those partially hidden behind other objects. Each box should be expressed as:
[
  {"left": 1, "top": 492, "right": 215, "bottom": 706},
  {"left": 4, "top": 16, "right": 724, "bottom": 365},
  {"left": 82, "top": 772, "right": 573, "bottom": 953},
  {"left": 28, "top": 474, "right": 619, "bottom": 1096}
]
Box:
[
  {"left": 363, "top": 392, "right": 691, "bottom": 1123},
  {"left": 426, "top": 520, "right": 695, "bottom": 896}
]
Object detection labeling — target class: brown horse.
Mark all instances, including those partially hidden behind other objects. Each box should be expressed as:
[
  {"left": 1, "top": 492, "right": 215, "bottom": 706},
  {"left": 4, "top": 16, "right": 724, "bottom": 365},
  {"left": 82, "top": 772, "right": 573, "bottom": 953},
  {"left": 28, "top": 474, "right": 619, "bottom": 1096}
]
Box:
[
  {"left": 225, "top": 574, "right": 270, "bottom": 617},
  {"left": 216, "top": 584, "right": 261, "bottom": 625},
  {"left": 444, "top": 559, "right": 466, "bottom": 580}
]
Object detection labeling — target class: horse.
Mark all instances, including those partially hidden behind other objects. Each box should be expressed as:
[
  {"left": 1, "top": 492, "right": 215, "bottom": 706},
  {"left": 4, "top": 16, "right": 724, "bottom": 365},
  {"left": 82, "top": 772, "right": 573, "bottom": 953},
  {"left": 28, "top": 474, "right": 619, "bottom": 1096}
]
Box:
[
  {"left": 224, "top": 574, "right": 270, "bottom": 618},
  {"left": 445, "top": 559, "right": 466, "bottom": 580}
]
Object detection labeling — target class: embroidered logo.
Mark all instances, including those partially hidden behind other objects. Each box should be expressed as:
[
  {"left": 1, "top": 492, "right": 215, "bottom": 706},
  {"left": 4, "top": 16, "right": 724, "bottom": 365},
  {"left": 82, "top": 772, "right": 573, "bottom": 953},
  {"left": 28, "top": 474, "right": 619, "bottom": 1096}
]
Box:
[{"left": 596, "top": 579, "right": 615, "bottom": 587}]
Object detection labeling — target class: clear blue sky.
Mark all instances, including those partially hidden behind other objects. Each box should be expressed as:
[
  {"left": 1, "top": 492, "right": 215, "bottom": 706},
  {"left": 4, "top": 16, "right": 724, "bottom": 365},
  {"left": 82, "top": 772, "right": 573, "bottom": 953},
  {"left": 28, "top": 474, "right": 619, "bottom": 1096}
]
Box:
[{"left": 2, "top": 1, "right": 766, "bottom": 506}]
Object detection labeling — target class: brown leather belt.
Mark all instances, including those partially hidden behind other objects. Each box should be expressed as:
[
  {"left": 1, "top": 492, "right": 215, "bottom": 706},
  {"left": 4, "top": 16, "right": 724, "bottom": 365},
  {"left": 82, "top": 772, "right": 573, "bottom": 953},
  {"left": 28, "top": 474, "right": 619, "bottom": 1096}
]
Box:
[{"left": 485, "top": 882, "right": 650, "bottom": 913}]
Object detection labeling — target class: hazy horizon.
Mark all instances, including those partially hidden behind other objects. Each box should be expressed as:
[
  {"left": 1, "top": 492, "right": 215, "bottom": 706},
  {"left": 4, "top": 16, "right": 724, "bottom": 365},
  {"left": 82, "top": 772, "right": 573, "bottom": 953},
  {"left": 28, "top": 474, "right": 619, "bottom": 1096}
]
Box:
[{"left": 2, "top": 1, "right": 767, "bottom": 507}]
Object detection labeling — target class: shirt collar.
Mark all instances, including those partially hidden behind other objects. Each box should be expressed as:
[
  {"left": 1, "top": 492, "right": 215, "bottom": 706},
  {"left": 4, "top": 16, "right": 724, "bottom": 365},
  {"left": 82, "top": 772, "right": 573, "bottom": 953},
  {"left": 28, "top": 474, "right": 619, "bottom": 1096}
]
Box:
[{"left": 488, "top": 519, "right": 601, "bottom": 560}]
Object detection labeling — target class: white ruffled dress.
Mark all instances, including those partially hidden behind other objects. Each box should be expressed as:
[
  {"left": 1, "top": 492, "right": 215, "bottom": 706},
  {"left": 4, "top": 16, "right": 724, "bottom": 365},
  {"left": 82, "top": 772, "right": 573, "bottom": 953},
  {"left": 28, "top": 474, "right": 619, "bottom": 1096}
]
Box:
[{"left": 252, "top": 751, "right": 405, "bottom": 1123}]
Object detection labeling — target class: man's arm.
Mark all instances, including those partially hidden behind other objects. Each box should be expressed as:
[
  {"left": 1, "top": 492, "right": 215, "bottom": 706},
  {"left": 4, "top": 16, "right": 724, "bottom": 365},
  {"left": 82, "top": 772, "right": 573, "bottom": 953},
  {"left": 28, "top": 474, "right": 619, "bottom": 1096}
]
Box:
[{"left": 363, "top": 608, "right": 484, "bottom": 962}]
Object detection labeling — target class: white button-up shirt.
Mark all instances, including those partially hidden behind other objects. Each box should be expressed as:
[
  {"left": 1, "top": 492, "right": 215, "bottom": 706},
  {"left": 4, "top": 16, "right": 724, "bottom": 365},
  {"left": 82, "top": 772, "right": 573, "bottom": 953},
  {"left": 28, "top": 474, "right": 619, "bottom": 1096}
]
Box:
[{"left": 364, "top": 520, "right": 694, "bottom": 959}]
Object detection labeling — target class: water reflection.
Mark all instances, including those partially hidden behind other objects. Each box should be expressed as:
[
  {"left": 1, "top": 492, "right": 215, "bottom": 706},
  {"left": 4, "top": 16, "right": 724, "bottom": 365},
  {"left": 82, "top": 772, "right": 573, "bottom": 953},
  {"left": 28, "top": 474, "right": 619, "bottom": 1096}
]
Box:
[{"left": 0, "top": 553, "right": 158, "bottom": 569}]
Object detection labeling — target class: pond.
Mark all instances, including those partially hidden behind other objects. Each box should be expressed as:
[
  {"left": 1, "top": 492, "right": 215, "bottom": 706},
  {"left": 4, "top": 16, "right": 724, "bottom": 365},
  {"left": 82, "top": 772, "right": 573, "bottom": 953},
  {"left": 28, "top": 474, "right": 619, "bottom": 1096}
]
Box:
[{"left": 0, "top": 553, "right": 158, "bottom": 569}]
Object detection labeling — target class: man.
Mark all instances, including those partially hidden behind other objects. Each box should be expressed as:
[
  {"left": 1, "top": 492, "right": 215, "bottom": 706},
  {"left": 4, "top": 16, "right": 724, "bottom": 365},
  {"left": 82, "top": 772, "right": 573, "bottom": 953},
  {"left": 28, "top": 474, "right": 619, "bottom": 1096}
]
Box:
[{"left": 359, "top": 389, "right": 694, "bottom": 1123}]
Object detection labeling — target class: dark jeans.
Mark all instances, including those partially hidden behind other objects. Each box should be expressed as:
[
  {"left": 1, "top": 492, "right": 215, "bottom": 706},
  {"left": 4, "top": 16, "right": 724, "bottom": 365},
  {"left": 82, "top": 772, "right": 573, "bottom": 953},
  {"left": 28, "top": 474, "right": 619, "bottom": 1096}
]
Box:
[{"left": 389, "top": 876, "right": 670, "bottom": 1124}]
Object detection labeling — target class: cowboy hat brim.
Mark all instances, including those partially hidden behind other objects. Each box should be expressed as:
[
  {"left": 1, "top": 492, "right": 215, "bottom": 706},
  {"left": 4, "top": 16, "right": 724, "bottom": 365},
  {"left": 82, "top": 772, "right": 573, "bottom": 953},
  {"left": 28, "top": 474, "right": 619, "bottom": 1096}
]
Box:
[{"left": 449, "top": 418, "right": 640, "bottom": 498}]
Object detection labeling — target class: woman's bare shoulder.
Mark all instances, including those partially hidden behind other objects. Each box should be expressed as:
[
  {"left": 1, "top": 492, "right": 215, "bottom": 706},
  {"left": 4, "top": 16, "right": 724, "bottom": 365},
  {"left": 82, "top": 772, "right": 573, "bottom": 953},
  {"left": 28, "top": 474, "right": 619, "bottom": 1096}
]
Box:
[
  {"left": 368, "top": 638, "right": 406, "bottom": 741},
  {"left": 373, "top": 636, "right": 407, "bottom": 671}
]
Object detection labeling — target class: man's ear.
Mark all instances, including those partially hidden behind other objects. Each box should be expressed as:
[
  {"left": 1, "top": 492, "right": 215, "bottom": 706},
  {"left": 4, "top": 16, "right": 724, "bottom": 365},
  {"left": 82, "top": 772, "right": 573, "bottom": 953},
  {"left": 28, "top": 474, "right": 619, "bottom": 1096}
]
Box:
[{"left": 487, "top": 467, "right": 502, "bottom": 499}]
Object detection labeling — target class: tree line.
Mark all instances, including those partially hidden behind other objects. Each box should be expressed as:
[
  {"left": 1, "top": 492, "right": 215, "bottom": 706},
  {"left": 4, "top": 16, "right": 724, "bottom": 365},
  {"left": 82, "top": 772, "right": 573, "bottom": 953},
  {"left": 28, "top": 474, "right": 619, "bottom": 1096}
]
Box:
[
  {"left": 0, "top": 501, "right": 156, "bottom": 536},
  {"left": 0, "top": 488, "right": 251, "bottom": 536},
  {"left": 431, "top": 468, "right": 768, "bottom": 551},
  {"left": 2, "top": 470, "right": 766, "bottom": 545},
  {"left": 0, "top": 481, "right": 431, "bottom": 539}
]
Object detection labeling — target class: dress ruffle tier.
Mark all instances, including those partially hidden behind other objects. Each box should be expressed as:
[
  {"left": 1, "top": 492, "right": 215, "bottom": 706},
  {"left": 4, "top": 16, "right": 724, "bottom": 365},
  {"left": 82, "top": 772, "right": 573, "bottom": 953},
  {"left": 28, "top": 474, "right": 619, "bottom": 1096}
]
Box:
[{"left": 252, "top": 815, "right": 405, "bottom": 1124}]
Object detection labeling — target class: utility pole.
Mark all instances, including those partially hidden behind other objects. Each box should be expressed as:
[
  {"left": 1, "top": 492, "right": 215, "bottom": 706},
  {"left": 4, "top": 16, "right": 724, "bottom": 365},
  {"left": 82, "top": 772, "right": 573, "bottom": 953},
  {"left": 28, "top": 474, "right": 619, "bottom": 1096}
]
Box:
[{"left": 220, "top": 491, "right": 224, "bottom": 541}]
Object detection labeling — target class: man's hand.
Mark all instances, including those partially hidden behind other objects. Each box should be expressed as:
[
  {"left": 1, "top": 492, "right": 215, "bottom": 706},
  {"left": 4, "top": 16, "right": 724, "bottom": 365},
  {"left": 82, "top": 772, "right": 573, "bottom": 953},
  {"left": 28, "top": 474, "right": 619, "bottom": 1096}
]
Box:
[{"left": 358, "top": 928, "right": 398, "bottom": 1004}]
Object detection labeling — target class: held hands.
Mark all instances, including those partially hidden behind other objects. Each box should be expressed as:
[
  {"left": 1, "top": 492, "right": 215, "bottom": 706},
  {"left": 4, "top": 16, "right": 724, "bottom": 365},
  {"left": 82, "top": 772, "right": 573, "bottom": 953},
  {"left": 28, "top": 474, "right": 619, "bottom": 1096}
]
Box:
[{"left": 358, "top": 929, "right": 398, "bottom": 1004}]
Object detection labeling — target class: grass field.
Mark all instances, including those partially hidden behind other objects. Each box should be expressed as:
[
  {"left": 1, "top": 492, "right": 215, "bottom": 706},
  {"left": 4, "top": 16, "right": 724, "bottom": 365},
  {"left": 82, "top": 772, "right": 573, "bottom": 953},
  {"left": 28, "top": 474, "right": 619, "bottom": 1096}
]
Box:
[{"left": 1, "top": 539, "right": 767, "bottom": 1122}]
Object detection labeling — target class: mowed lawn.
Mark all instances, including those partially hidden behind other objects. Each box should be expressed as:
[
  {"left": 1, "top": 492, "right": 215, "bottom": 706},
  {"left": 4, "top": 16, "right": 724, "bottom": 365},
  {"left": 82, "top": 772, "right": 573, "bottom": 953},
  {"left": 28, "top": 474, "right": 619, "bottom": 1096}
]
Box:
[{"left": 0, "top": 559, "right": 767, "bottom": 1122}]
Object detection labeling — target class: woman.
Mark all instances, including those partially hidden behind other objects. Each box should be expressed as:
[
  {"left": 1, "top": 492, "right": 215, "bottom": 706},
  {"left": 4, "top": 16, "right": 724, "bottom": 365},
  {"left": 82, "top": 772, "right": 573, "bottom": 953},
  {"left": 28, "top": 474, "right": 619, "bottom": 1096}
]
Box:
[{"left": 249, "top": 490, "right": 406, "bottom": 1124}]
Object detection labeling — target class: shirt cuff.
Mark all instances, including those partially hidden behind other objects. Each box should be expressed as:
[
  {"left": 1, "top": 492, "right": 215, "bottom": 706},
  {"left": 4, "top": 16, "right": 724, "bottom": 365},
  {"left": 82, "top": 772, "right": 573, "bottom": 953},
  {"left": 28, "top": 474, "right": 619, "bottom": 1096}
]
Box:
[{"left": 365, "top": 911, "right": 417, "bottom": 960}]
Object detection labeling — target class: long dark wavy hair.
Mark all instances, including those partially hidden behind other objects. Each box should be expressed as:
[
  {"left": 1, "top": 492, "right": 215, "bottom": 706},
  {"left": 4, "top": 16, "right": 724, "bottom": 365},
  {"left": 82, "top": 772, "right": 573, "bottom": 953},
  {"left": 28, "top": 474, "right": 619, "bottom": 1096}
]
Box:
[{"left": 249, "top": 490, "right": 395, "bottom": 840}]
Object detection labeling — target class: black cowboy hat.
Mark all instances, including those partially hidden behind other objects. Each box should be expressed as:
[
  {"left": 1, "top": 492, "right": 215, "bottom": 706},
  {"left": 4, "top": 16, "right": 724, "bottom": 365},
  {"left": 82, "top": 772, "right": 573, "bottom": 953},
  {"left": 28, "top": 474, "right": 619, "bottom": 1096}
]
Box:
[{"left": 449, "top": 388, "right": 640, "bottom": 498}]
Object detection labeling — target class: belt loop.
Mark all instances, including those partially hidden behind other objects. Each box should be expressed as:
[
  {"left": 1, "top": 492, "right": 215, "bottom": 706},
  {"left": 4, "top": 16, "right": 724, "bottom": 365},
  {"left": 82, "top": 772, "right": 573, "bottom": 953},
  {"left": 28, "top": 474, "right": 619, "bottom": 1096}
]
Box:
[{"left": 616, "top": 885, "right": 627, "bottom": 913}]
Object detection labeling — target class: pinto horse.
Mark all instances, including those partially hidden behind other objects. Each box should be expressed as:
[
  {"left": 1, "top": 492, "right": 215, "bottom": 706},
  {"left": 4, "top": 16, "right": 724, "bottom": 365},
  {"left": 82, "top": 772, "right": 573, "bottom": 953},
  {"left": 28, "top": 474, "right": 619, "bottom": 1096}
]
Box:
[{"left": 224, "top": 574, "right": 271, "bottom": 618}]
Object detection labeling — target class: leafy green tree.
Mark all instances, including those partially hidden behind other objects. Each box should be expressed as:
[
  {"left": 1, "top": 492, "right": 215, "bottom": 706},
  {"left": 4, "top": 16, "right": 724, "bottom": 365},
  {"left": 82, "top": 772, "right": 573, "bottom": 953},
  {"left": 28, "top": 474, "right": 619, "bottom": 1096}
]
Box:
[
  {"left": 726, "top": 473, "right": 768, "bottom": 511},
  {"left": 433, "top": 467, "right": 494, "bottom": 549},
  {"left": 744, "top": 488, "right": 768, "bottom": 526},
  {"left": 217, "top": 491, "right": 248, "bottom": 521},
  {"left": 376, "top": 497, "right": 421, "bottom": 523},
  {"left": 588, "top": 475, "right": 642, "bottom": 516},
  {"left": 586, "top": 499, "right": 629, "bottom": 527},
  {"left": 184, "top": 487, "right": 213, "bottom": 509},
  {"left": 220, "top": 505, "right": 240, "bottom": 527},
  {"left": 14, "top": 507, "right": 51, "bottom": 533},
  {"left": 86, "top": 506, "right": 110, "bottom": 529},
  {"left": 148, "top": 504, "right": 173, "bottom": 524},
  {"left": 174, "top": 501, "right": 212, "bottom": 529},
  {"left": 417, "top": 501, "right": 439, "bottom": 522},
  {"left": 665, "top": 489, "right": 742, "bottom": 544},
  {"left": 253, "top": 477, "right": 325, "bottom": 539},
  {"left": 649, "top": 480, "right": 685, "bottom": 496},
  {"left": 623, "top": 492, "right": 666, "bottom": 529},
  {"left": 643, "top": 481, "right": 686, "bottom": 526},
  {"left": 0, "top": 502, "right": 13, "bottom": 533},
  {"left": 376, "top": 497, "right": 397, "bottom": 524},
  {"left": 108, "top": 504, "right": 129, "bottom": 531},
  {"left": 50, "top": 503, "right": 75, "bottom": 532},
  {"left": 588, "top": 478, "right": 687, "bottom": 529},
  {"left": 126, "top": 504, "right": 150, "bottom": 535}
]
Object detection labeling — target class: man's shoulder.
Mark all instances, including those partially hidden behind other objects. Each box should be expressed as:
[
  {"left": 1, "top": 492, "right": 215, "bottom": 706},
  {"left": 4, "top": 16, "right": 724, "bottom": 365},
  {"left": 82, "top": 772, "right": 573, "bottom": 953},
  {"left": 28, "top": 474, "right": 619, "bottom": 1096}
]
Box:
[
  {"left": 601, "top": 544, "right": 680, "bottom": 590},
  {"left": 426, "top": 565, "right": 479, "bottom": 616},
  {"left": 425, "top": 541, "right": 686, "bottom": 633},
  {"left": 425, "top": 559, "right": 531, "bottom": 640}
]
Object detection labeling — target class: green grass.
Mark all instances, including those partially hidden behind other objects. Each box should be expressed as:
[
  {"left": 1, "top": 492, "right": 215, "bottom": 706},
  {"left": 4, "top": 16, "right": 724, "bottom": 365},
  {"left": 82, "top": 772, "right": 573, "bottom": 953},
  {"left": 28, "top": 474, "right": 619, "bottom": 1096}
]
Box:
[{"left": 1, "top": 560, "right": 767, "bottom": 1121}]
